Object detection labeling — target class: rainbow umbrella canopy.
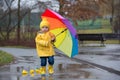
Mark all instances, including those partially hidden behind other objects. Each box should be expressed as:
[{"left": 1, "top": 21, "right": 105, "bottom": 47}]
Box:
[{"left": 41, "top": 9, "right": 78, "bottom": 57}]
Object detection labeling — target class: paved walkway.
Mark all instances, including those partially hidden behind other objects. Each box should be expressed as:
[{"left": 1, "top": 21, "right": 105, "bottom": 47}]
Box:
[{"left": 0, "top": 44, "right": 120, "bottom": 80}]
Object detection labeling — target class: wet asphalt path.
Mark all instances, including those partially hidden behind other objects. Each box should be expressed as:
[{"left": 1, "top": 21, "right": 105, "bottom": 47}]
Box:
[{"left": 0, "top": 44, "right": 120, "bottom": 80}]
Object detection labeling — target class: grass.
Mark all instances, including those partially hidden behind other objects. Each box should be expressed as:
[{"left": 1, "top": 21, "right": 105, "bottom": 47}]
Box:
[
  {"left": 105, "top": 40, "right": 120, "bottom": 44},
  {"left": 78, "top": 40, "right": 120, "bottom": 44},
  {"left": 0, "top": 50, "right": 14, "bottom": 66},
  {"left": 77, "top": 28, "right": 113, "bottom": 34},
  {"left": 75, "top": 18, "right": 113, "bottom": 34}
]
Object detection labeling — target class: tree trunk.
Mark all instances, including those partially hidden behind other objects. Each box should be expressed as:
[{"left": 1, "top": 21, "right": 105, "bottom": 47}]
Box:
[
  {"left": 17, "top": 0, "right": 21, "bottom": 44},
  {"left": 6, "top": 10, "right": 12, "bottom": 40},
  {"left": 111, "top": 0, "right": 114, "bottom": 25}
]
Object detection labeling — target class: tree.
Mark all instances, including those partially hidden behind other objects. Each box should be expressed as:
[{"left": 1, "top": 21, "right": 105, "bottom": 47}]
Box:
[
  {"left": 0, "top": 0, "right": 15, "bottom": 40},
  {"left": 17, "top": 0, "right": 20, "bottom": 44},
  {"left": 0, "top": 0, "right": 43, "bottom": 41},
  {"left": 57, "top": 0, "right": 100, "bottom": 26},
  {"left": 113, "top": 0, "right": 120, "bottom": 33},
  {"left": 57, "top": 0, "right": 120, "bottom": 32}
]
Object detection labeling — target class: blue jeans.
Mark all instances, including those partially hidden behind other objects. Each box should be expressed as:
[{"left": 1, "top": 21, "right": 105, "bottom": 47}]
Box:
[{"left": 40, "top": 56, "right": 54, "bottom": 66}]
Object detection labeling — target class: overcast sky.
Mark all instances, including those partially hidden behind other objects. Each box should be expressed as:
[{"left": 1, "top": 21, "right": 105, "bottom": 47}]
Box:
[
  {"left": 37, "top": 0, "right": 59, "bottom": 11},
  {"left": 11, "top": 0, "right": 59, "bottom": 11},
  {"left": 11, "top": 0, "right": 37, "bottom": 9}
]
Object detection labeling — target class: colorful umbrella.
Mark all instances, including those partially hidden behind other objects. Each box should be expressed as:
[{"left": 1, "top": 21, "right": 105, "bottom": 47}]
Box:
[{"left": 41, "top": 9, "right": 78, "bottom": 57}]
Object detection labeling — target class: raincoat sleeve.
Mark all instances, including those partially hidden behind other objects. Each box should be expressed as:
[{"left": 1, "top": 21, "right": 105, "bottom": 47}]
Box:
[
  {"left": 49, "top": 32, "right": 56, "bottom": 42},
  {"left": 35, "top": 34, "right": 49, "bottom": 47}
]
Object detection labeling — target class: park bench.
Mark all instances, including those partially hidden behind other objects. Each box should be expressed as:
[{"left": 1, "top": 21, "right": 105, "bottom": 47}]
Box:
[{"left": 77, "top": 34, "right": 106, "bottom": 46}]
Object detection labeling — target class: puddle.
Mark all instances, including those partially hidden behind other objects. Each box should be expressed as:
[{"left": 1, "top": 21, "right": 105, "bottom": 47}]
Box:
[
  {"left": 108, "top": 56, "right": 120, "bottom": 61},
  {"left": 0, "top": 46, "right": 120, "bottom": 80},
  {"left": 1, "top": 54, "right": 119, "bottom": 80},
  {"left": 0, "top": 62, "right": 96, "bottom": 80},
  {"left": 0, "top": 51, "right": 101, "bottom": 80},
  {"left": 55, "top": 63, "right": 94, "bottom": 79}
]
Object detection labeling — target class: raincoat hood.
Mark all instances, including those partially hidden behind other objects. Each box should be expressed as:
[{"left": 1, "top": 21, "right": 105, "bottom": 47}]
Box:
[{"left": 40, "top": 18, "right": 50, "bottom": 29}]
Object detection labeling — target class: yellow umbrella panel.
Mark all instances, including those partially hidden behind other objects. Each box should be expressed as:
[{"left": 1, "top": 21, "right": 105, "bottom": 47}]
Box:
[{"left": 51, "top": 28, "right": 73, "bottom": 57}]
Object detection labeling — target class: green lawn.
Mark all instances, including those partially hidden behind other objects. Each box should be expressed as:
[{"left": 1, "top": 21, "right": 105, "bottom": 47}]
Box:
[
  {"left": 78, "top": 40, "right": 120, "bottom": 44},
  {"left": 76, "top": 18, "right": 119, "bottom": 44},
  {"left": 0, "top": 50, "right": 14, "bottom": 66},
  {"left": 77, "top": 28, "right": 113, "bottom": 34},
  {"left": 74, "top": 18, "right": 113, "bottom": 33}
]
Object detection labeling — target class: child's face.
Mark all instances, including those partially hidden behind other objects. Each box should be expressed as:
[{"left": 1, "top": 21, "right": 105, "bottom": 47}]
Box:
[{"left": 41, "top": 26, "right": 49, "bottom": 32}]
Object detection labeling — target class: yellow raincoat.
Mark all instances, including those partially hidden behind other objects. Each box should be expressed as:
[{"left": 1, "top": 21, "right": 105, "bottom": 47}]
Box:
[
  {"left": 35, "top": 18, "right": 55, "bottom": 57},
  {"left": 35, "top": 31, "right": 55, "bottom": 57}
]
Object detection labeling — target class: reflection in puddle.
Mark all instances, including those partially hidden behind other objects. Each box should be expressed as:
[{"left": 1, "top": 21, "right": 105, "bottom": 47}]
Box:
[
  {"left": 0, "top": 55, "right": 96, "bottom": 80},
  {"left": 0, "top": 63, "right": 94, "bottom": 80},
  {"left": 108, "top": 56, "right": 120, "bottom": 61},
  {"left": 57, "top": 63, "right": 94, "bottom": 79}
]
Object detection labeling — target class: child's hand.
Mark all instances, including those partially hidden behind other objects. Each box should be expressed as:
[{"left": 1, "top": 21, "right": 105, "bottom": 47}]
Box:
[{"left": 51, "top": 37, "right": 56, "bottom": 42}]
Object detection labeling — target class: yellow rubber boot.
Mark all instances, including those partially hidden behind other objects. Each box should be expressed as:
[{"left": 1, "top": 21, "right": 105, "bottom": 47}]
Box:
[
  {"left": 40, "top": 67, "right": 46, "bottom": 75},
  {"left": 48, "top": 65, "right": 54, "bottom": 74}
]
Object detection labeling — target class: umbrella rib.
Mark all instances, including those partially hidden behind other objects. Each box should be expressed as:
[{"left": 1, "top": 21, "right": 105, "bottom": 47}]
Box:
[{"left": 55, "top": 28, "right": 67, "bottom": 37}]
